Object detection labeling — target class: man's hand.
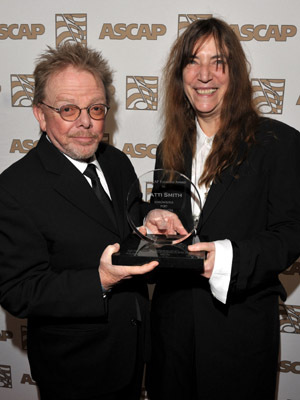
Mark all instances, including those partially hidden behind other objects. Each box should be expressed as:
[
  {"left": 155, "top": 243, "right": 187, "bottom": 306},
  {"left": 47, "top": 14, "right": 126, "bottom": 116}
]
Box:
[
  {"left": 99, "top": 243, "right": 158, "bottom": 291},
  {"left": 188, "top": 241, "right": 215, "bottom": 279},
  {"left": 142, "top": 209, "right": 188, "bottom": 236}
]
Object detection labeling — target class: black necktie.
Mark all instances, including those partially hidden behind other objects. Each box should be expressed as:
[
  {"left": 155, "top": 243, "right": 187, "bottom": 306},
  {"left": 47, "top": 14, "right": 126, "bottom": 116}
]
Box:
[{"left": 84, "top": 164, "right": 117, "bottom": 229}]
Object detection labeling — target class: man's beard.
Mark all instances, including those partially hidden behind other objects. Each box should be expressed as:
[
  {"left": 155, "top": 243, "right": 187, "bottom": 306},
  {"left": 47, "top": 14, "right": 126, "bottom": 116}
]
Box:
[{"left": 63, "top": 135, "right": 100, "bottom": 162}]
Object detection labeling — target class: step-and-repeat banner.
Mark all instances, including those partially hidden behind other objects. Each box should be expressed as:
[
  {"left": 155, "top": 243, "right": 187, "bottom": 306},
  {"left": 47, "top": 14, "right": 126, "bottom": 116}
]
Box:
[{"left": 0, "top": 0, "right": 300, "bottom": 399}]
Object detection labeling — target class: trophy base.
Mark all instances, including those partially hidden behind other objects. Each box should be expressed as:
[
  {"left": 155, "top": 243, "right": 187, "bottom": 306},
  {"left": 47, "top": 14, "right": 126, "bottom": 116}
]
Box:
[{"left": 112, "top": 234, "right": 205, "bottom": 271}]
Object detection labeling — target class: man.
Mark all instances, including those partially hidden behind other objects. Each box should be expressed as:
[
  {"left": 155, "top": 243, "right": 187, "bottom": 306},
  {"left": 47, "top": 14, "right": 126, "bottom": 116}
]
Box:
[{"left": 0, "top": 43, "right": 157, "bottom": 400}]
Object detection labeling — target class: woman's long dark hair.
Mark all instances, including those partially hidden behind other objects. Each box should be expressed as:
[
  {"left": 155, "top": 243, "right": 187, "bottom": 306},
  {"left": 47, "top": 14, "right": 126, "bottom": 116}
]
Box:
[{"left": 161, "top": 18, "right": 259, "bottom": 187}]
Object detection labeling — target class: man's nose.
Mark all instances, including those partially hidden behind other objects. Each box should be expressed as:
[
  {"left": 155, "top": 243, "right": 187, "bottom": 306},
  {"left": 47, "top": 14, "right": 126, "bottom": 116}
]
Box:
[{"left": 77, "top": 109, "right": 92, "bottom": 128}]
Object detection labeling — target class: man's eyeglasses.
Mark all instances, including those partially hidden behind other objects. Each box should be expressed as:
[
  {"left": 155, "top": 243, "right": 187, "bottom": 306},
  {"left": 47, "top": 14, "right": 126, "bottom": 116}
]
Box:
[{"left": 40, "top": 102, "right": 110, "bottom": 122}]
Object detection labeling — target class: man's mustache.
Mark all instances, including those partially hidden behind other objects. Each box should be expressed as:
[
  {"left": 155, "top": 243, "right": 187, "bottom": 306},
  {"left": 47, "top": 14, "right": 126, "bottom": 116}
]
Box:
[{"left": 69, "top": 133, "right": 99, "bottom": 139}]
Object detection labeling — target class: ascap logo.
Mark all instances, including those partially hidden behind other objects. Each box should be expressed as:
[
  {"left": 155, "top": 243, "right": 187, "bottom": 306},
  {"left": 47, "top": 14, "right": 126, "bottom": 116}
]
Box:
[
  {"left": 11, "top": 74, "right": 34, "bottom": 107},
  {"left": 282, "top": 262, "right": 300, "bottom": 275},
  {"left": 122, "top": 143, "right": 157, "bottom": 159},
  {"left": 126, "top": 76, "right": 158, "bottom": 110},
  {"left": 231, "top": 24, "right": 297, "bottom": 41},
  {"left": 56, "top": 14, "right": 87, "bottom": 47},
  {"left": 252, "top": 79, "right": 285, "bottom": 114},
  {"left": 10, "top": 139, "right": 38, "bottom": 154},
  {"left": 21, "top": 325, "right": 27, "bottom": 350},
  {"left": 279, "top": 304, "right": 300, "bottom": 334},
  {"left": 178, "top": 14, "right": 212, "bottom": 34},
  {"left": 0, "top": 24, "right": 45, "bottom": 40},
  {"left": 0, "top": 365, "right": 12, "bottom": 388},
  {"left": 99, "top": 24, "right": 166, "bottom": 40},
  {"left": 177, "top": 15, "right": 297, "bottom": 42},
  {"left": 21, "top": 374, "right": 36, "bottom": 385},
  {"left": 0, "top": 330, "right": 13, "bottom": 342},
  {"left": 279, "top": 360, "right": 300, "bottom": 374}
]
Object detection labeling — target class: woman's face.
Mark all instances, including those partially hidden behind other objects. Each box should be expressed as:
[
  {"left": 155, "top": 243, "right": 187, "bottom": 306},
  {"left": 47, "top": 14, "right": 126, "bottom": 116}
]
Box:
[{"left": 182, "top": 35, "right": 229, "bottom": 126}]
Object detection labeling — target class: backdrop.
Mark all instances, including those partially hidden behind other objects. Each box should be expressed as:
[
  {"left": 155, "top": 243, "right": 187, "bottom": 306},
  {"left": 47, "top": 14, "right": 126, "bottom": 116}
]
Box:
[{"left": 0, "top": 0, "right": 300, "bottom": 399}]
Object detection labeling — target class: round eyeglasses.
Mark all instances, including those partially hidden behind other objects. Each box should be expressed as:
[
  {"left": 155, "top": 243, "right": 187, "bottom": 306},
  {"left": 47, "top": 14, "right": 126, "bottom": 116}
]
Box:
[{"left": 40, "top": 102, "right": 110, "bottom": 122}]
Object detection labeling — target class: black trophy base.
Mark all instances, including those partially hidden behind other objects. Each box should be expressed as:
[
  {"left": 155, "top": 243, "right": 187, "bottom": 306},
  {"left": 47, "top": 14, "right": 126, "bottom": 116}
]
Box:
[{"left": 112, "top": 234, "right": 205, "bottom": 272}]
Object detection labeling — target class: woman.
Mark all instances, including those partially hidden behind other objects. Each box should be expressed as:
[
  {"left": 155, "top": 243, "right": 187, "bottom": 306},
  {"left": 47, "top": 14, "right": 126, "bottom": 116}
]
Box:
[{"left": 146, "top": 18, "right": 300, "bottom": 400}]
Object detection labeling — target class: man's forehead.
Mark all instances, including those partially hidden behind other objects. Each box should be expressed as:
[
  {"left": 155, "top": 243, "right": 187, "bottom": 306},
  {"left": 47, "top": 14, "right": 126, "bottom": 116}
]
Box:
[
  {"left": 45, "top": 65, "right": 105, "bottom": 99},
  {"left": 47, "top": 65, "right": 98, "bottom": 84}
]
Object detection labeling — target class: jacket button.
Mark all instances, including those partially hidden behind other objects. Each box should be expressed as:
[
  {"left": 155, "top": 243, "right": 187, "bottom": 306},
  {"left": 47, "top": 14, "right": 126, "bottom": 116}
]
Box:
[{"left": 130, "top": 318, "right": 138, "bottom": 326}]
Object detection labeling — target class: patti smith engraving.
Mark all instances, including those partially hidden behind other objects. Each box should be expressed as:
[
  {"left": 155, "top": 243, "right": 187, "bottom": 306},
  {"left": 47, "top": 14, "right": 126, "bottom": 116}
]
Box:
[{"left": 112, "top": 169, "right": 205, "bottom": 270}]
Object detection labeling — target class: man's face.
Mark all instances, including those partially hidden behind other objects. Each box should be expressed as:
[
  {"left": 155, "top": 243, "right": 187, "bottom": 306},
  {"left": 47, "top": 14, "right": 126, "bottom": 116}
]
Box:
[{"left": 33, "top": 65, "right": 107, "bottom": 161}]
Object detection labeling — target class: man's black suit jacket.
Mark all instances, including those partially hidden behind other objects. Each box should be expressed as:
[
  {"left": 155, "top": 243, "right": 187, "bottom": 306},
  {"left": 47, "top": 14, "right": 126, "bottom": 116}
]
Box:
[{"left": 0, "top": 133, "right": 149, "bottom": 398}]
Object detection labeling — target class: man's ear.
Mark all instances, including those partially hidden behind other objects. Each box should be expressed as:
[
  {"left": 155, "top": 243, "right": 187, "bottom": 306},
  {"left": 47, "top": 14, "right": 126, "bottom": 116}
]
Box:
[{"left": 33, "top": 104, "right": 47, "bottom": 132}]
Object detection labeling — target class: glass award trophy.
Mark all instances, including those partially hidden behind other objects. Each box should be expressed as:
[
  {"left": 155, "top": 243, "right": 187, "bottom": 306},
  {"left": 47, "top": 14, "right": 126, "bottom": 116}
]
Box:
[{"left": 112, "top": 169, "right": 205, "bottom": 271}]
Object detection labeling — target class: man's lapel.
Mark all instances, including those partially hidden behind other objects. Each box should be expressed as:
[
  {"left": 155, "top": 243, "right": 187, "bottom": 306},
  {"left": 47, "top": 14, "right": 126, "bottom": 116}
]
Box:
[
  {"left": 97, "top": 149, "right": 125, "bottom": 238},
  {"left": 37, "top": 134, "right": 120, "bottom": 235}
]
